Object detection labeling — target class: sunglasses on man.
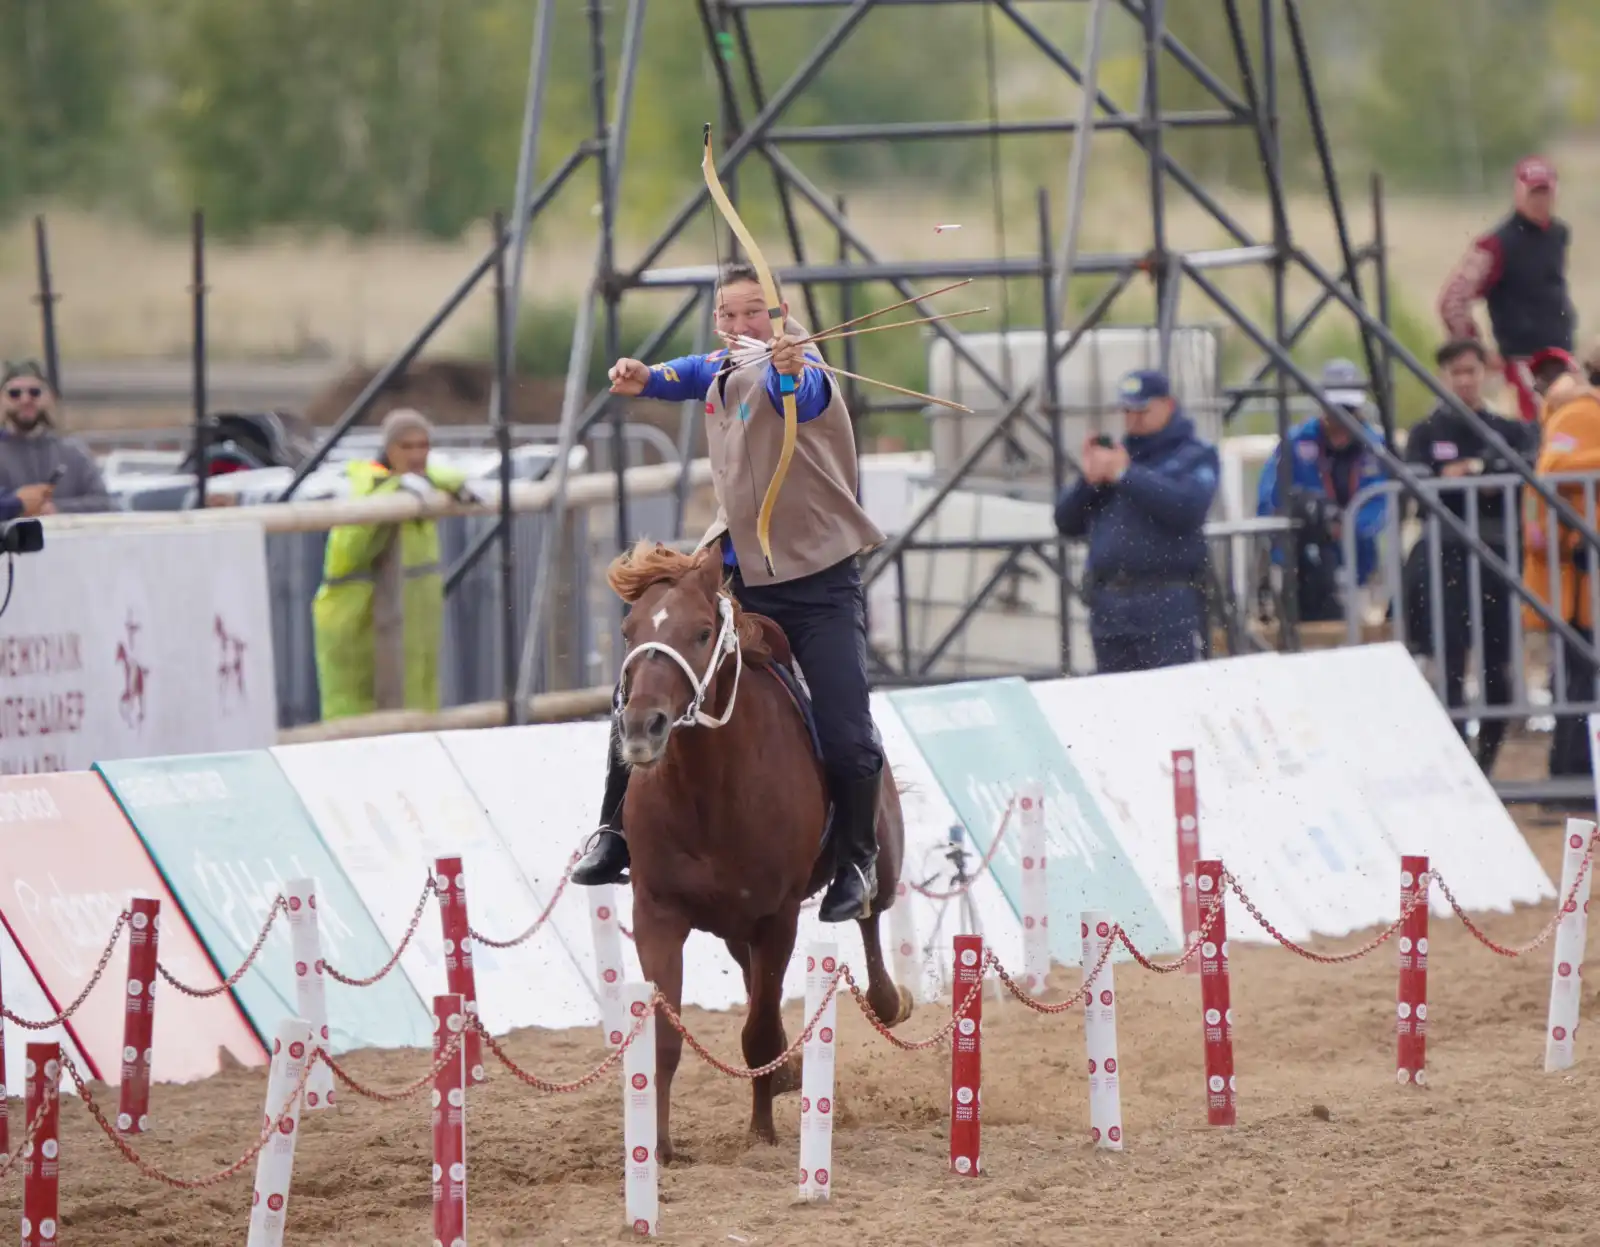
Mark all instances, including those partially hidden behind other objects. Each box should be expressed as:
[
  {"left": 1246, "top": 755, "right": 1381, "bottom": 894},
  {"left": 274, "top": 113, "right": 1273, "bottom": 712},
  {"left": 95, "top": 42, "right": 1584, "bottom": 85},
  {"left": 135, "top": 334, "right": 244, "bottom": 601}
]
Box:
[{"left": 5, "top": 387, "right": 42, "bottom": 401}]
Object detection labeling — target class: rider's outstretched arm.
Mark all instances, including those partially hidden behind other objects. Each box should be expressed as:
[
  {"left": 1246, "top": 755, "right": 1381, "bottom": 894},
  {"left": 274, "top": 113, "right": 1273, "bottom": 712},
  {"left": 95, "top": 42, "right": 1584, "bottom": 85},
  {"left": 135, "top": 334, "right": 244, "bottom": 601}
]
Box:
[{"left": 639, "top": 354, "right": 723, "bottom": 402}]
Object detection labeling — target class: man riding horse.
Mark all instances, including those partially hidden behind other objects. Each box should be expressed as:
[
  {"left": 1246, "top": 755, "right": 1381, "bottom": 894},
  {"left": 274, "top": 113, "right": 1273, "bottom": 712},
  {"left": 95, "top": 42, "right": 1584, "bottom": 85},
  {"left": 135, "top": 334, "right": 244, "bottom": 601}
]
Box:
[{"left": 571, "top": 260, "right": 888, "bottom": 924}]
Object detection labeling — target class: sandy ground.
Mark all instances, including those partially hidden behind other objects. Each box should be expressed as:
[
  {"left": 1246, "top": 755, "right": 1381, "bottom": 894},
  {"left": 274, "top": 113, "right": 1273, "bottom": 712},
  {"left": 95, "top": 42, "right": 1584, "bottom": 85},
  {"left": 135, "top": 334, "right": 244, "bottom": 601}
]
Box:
[{"left": 8, "top": 747, "right": 1599, "bottom": 1247}]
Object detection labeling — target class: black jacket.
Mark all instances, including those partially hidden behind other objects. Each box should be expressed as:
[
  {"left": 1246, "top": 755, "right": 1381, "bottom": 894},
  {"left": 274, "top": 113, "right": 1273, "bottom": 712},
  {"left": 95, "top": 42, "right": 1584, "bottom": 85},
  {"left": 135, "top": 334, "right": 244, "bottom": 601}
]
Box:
[
  {"left": 1404, "top": 404, "right": 1536, "bottom": 540},
  {"left": 1484, "top": 213, "right": 1575, "bottom": 357}
]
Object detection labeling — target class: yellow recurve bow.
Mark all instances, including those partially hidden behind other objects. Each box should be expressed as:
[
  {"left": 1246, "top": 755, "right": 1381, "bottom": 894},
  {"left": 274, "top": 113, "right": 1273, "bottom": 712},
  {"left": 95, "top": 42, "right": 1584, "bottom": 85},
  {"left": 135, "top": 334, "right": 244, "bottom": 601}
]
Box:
[{"left": 701, "top": 122, "right": 796, "bottom": 580}]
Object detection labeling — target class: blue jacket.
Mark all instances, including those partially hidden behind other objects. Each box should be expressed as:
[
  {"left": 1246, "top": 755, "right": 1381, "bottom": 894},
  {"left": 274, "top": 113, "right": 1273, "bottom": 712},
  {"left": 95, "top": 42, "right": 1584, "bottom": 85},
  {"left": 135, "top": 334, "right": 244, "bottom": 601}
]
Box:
[
  {"left": 639, "top": 348, "right": 831, "bottom": 572},
  {"left": 1255, "top": 416, "right": 1387, "bottom": 584},
  {"left": 1054, "top": 413, "right": 1220, "bottom": 637}
]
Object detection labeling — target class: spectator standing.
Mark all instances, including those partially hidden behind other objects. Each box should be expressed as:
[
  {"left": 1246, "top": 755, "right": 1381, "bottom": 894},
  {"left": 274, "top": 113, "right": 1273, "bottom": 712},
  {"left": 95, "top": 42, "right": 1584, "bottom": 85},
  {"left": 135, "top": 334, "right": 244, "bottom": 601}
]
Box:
[
  {"left": 0, "top": 360, "right": 112, "bottom": 513},
  {"left": 1402, "top": 339, "right": 1536, "bottom": 775},
  {"left": 1054, "top": 369, "right": 1220, "bottom": 674},
  {"left": 311, "top": 408, "right": 471, "bottom": 721},
  {"left": 1437, "top": 156, "right": 1576, "bottom": 423},
  {"left": 1255, "top": 359, "right": 1388, "bottom": 622},
  {"left": 1521, "top": 358, "right": 1600, "bottom": 782}
]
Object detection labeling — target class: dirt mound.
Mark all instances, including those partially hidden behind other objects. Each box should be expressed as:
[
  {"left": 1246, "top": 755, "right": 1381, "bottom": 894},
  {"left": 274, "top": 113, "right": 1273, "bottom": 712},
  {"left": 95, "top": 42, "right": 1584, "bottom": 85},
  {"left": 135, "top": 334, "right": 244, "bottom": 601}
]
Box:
[{"left": 22, "top": 808, "right": 1600, "bottom": 1247}]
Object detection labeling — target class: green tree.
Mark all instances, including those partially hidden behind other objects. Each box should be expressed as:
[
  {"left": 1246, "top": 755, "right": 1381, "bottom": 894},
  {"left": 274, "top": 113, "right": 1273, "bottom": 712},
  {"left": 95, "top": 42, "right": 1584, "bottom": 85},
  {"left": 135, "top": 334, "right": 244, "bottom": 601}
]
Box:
[
  {"left": 1350, "top": 0, "right": 1557, "bottom": 193},
  {"left": 0, "top": 0, "right": 130, "bottom": 217}
]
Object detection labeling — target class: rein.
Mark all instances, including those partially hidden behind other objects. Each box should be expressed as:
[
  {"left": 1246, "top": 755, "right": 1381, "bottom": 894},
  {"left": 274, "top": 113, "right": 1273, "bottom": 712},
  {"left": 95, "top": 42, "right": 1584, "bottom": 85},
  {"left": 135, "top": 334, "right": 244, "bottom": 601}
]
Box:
[{"left": 617, "top": 593, "right": 744, "bottom": 730}]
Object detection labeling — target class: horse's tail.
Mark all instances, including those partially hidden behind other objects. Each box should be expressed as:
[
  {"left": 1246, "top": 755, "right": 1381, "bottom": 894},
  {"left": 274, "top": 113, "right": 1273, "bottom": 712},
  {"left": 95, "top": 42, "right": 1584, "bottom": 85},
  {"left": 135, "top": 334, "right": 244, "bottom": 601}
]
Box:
[{"left": 888, "top": 765, "right": 916, "bottom": 799}]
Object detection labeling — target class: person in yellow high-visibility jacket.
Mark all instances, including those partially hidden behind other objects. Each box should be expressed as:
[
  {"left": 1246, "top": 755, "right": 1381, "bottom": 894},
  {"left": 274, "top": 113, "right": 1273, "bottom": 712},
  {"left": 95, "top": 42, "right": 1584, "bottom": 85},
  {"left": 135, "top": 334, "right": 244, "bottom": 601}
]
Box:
[{"left": 312, "top": 408, "right": 471, "bottom": 720}]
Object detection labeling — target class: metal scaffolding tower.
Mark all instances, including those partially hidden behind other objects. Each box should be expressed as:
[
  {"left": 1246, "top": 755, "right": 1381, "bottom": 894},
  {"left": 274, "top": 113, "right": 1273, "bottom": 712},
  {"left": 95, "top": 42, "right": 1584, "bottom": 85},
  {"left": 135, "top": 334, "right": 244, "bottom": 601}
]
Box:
[{"left": 278, "top": 0, "right": 1600, "bottom": 712}]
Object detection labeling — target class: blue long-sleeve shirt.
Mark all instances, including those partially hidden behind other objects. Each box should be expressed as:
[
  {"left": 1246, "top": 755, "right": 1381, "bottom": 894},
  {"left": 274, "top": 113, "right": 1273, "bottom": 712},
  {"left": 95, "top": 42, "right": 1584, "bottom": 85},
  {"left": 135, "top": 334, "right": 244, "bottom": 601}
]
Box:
[{"left": 640, "top": 348, "right": 831, "bottom": 569}]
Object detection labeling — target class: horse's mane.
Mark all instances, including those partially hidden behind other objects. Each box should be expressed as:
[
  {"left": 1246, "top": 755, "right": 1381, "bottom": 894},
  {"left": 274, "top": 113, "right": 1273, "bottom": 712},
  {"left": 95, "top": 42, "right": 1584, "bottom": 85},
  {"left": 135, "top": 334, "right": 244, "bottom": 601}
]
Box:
[{"left": 606, "top": 540, "right": 773, "bottom": 664}]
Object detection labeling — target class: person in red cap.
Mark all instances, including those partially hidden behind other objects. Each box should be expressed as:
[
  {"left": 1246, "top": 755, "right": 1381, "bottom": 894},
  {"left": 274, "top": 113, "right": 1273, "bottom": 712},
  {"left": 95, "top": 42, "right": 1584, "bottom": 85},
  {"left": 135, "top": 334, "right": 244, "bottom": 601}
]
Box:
[{"left": 1437, "top": 156, "right": 1575, "bottom": 423}]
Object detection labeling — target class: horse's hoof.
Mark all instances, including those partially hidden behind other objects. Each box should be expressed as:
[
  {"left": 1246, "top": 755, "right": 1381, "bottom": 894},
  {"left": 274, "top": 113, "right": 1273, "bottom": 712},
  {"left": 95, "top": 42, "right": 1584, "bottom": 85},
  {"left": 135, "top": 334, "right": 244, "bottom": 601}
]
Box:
[
  {"left": 772, "top": 1054, "right": 803, "bottom": 1097},
  {"left": 891, "top": 984, "right": 915, "bottom": 1027},
  {"left": 658, "top": 1139, "right": 676, "bottom": 1167},
  {"left": 748, "top": 1124, "right": 778, "bottom": 1147}
]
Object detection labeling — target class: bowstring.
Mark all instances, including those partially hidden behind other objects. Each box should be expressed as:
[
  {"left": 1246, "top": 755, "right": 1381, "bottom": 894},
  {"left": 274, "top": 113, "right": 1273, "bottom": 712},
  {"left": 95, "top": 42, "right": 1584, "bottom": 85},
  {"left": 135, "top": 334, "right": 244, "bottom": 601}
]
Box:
[{"left": 705, "top": 167, "right": 769, "bottom": 564}]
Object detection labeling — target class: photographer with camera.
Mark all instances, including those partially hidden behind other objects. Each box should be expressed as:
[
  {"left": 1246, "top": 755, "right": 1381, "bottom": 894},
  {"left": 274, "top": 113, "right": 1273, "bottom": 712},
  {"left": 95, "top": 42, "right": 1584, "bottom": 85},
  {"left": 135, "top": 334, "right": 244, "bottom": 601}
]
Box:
[
  {"left": 1255, "top": 359, "right": 1389, "bottom": 622},
  {"left": 1054, "top": 369, "right": 1220, "bottom": 674}
]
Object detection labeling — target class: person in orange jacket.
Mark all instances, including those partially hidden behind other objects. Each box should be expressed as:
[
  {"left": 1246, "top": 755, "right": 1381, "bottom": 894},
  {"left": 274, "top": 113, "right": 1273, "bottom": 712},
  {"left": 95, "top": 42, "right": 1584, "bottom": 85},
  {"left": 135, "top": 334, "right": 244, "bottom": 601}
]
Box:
[{"left": 1521, "top": 349, "right": 1600, "bottom": 777}]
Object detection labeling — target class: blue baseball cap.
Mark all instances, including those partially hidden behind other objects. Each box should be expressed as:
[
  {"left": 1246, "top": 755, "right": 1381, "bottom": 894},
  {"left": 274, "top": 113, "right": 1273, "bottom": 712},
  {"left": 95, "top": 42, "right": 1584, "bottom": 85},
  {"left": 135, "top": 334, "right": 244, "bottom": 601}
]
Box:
[{"left": 1117, "top": 369, "right": 1171, "bottom": 409}]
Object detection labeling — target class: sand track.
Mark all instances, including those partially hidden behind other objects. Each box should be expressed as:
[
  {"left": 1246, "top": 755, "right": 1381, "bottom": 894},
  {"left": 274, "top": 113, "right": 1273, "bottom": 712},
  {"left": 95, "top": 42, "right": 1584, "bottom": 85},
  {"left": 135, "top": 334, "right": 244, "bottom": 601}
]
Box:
[{"left": 15, "top": 809, "right": 1600, "bottom": 1247}]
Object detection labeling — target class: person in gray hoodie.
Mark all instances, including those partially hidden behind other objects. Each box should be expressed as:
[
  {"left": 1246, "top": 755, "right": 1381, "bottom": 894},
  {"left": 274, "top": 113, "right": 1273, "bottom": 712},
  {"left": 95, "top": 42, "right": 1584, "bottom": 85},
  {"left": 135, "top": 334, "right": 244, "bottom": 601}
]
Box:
[{"left": 0, "top": 361, "right": 112, "bottom": 513}]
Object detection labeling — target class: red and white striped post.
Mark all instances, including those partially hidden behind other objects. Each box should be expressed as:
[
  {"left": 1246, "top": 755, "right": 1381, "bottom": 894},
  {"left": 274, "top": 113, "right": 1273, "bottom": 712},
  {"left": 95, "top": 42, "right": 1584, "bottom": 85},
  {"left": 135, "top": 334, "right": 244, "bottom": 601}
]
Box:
[
  {"left": 1018, "top": 782, "right": 1049, "bottom": 994},
  {"left": 797, "top": 943, "right": 839, "bottom": 1202},
  {"left": 246, "top": 1018, "right": 314, "bottom": 1247},
  {"left": 21, "top": 1042, "right": 60, "bottom": 1247},
  {"left": 1545, "top": 819, "right": 1594, "bottom": 1072},
  {"left": 590, "top": 886, "right": 627, "bottom": 1049},
  {"left": 950, "top": 934, "right": 983, "bottom": 1176},
  {"left": 118, "top": 896, "right": 159, "bottom": 1134},
  {"left": 0, "top": 952, "right": 9, "bottom": 1163},
  {"left": 621, "top": 983, "right": 659, "bottom": 1236},
  {"left": 285, "top": 879, "right": 336, "bottom": 1110},
  {"left": 431, "top": 993, "right": 468, "bottom": 1246},
  {"left": 435, "top": 857, "right": 486, "bottom": 1085},
  {"left": 1195, "top": 860, "right": 1235, "bottom": 1126},
  {"left": 1396, "top": 855, "right": 1430, "bottom": 1087},
  {"left": 1172, "top": 750, "right": 1202, "bottom": 975},
  {"left": 1081, "top": 912, "right": 1124, "bottom": 1149}
]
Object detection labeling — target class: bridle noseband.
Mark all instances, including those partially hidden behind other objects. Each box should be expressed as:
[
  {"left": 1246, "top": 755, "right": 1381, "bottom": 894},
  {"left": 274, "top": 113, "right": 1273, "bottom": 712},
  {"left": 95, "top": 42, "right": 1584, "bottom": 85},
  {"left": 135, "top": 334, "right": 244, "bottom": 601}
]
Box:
[{"left": 617, "top": 593, "right": 743, "bottom": 730}]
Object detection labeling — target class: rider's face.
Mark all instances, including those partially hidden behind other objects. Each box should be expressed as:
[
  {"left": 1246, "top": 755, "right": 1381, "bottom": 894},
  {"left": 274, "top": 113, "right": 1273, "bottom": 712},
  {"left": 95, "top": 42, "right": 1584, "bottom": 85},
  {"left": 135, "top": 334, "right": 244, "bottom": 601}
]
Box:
[{"left": 716, "top": 279, "right": 786, "bottom": 344}]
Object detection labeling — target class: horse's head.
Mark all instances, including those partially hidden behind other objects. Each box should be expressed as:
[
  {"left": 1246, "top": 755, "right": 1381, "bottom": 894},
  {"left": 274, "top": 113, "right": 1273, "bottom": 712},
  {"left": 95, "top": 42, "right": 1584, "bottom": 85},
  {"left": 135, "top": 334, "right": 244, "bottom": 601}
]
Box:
[{"left": 609, "top": 541, "right": 744, "bottom": 768}]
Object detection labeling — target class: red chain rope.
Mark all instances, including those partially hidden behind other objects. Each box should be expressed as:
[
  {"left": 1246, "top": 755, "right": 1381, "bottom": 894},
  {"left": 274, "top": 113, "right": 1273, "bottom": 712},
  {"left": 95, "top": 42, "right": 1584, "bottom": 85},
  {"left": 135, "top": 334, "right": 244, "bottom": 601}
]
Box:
[
  {"left": 320, "top": 1032, "right": 465, "bottom": 1103},
  {"left": 907, "top": 798, "right": 1016, "bottom": 901},
  {"left": 1430, "top": 837, "right": 1595, "bottom": 959},
  {"left": 840, "top": 964, "right": 982, "bottom": 1051},
  {"left": 474, "top": 1010, "right": 653, "bottom": 1093},
  {"left": 1225, "top": 872, "right": 1429, "bottom": 966},
  {"left": 325, "top": 877, "right": 439, "bottom": 987},
  {"left": 470, "top": 853, "right": 580, "bottom": 949},
  {"left": 655, "top": 972, "right": 843, "bottom": 1078},
  {"left": 61, "top": 1049, "right": 315, "bottom": 1190},
  {"left": 1117, "top": 892, "right": 1226, "bottom": 973},
  {"left": 989, "top": 929, "right": 1118, "bottom": 1014},
  {"left": 3, "top": 911, "right": 129, "bottom": 1029},
  {"left": 158, "top": 896, "right": 290, "bottom": 998}
]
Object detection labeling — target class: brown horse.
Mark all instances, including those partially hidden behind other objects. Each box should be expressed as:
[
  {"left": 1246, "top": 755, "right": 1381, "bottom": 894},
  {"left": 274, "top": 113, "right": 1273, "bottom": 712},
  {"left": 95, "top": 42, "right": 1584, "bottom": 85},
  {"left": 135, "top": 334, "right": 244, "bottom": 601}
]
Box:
[{"left": 609, "top": 540, "right": 914, "bottom": 1163}]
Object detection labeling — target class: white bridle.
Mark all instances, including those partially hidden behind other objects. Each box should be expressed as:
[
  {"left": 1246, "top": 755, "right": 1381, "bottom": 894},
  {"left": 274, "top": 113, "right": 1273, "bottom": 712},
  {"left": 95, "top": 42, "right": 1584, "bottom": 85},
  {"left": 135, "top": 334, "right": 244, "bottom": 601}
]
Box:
[{"left": 616, "top": 593, "right": 743, "bottom": 730}]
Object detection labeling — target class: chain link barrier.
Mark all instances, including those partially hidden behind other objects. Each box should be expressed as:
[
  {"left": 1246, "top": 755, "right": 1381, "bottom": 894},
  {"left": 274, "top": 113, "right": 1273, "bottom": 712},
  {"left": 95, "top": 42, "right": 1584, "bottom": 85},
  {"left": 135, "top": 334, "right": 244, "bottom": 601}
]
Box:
[
  {"left": 1116, "top": 891, "right": 1226, "bottom": 973},
  {"left": 1431, "top": 836, "right": 1595, "bottom": 959},
  {"left": 470, "top": 853, "right": 580, "bottom": 949},
  {"left": 321, "top": 1031, "right": 465, "bottom": 1104},
  {"left": 0, "top": 1096, "right": 51, "bottom": 1182},
  {"left": 3, "top": 910, "right": 130, "bottom": 1030},
  {"left": 1226, "top": 872, "right": 1429, "bottom": 966},
  {"left": 324, "top": 877, "right": 439, "bottom": 987},
  {"left": 61, "top": 1049, "right": 315, "bottom": 1190},
  {"left": 158, "top": 896, "right": 290, "bottom": 998}
]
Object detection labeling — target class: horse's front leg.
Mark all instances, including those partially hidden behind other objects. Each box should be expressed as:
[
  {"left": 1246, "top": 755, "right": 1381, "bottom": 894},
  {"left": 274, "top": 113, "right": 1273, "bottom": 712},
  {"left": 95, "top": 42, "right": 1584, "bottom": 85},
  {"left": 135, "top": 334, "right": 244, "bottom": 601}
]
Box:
[
  {"left": 631, "top": 899, "right": 689, "bottom": 1165},
  {"left": 856, "top": 910, "right": 915, "bottom": 1026},
  {"left": 745, "top": 904, "right": 801, "bottom": 1145}
]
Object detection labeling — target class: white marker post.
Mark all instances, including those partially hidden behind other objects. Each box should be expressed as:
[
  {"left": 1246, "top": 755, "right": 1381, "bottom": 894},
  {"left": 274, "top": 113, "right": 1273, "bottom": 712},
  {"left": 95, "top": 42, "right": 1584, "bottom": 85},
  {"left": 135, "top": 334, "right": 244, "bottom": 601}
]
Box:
[
  {"left": 621, "top": 982, "right": 659, "bottom": 1236},
  {"left": 1081, "top": 912, "right": 1124, "bottom": 1149},
  {"left": 1545, "top": 819, "right": 1595, "bottom": 1072},
  {"left": 1019, "top": 782, "right": 1049, "bottom": 994},
  {"left": 284, "top": 880, "right": 335, "bottom": 1111},
  {"left": 246, "top": 1018, "right": 314, "bottom": 1247},
  {"left": 798, "top": 943, "right": 839, "bottom": 1202},
  {"left": 890, "top": 880, "right": 919, "bottom": 997},
  {"left": 591, "top": 886, "right": 628, "bottom": 1048}
]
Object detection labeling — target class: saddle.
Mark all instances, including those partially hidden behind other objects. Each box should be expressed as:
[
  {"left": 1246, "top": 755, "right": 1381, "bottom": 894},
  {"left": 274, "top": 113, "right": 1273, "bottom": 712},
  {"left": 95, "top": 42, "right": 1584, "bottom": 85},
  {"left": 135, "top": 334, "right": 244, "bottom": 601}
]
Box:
[{"left": 740, "top": 611, "right": 823, "bottom": 765}]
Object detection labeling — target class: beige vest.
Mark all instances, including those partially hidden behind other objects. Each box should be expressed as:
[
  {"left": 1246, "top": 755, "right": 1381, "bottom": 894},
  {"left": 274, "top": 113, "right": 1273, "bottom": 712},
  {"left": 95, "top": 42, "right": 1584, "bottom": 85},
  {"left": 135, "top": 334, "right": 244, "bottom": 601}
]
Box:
[{"left": 696, "top": 318, "right": 886, "bottom": 587}]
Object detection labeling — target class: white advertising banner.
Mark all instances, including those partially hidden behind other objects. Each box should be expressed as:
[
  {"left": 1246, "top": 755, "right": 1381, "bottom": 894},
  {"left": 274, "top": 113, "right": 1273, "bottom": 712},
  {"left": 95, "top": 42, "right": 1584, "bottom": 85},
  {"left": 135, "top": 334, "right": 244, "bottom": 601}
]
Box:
[
  {"left": 1282, "top": 643, "right": 1552, "bottom": 914},
  {"left": 0, "top": 524, "right": 277, "bottom": 773},
  {"left": 1032, "top": 653, "right": 1403, "bottom": 944},
  {"left": 271, "top": 734, "right": 594, "bottom": 1034}
]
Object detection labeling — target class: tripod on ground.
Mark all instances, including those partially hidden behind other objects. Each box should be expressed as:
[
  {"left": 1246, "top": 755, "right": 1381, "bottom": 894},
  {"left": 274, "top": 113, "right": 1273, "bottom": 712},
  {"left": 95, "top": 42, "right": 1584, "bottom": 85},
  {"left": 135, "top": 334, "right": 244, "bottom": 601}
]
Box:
[{"left": 917, "top": 822, "right": 1003, "bottom": 1004}]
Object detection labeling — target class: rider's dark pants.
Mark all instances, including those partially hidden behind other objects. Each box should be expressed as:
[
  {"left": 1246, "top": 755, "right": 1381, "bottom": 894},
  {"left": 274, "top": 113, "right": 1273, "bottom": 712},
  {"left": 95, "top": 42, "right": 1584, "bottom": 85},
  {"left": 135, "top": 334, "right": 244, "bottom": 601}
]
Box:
[{"left": 730, "top": 552, "right": 883, "bottom": 781}]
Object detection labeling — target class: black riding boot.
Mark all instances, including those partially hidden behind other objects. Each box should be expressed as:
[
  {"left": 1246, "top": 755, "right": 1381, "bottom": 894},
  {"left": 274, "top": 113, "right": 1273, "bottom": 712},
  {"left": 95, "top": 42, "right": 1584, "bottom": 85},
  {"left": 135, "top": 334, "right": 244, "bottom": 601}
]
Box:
[
  {"left": 818, "top": 762, "right": 882, "bottom": 923},
  {"left": 572, "top": 725, "right": 632, "bottom": 886}
]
